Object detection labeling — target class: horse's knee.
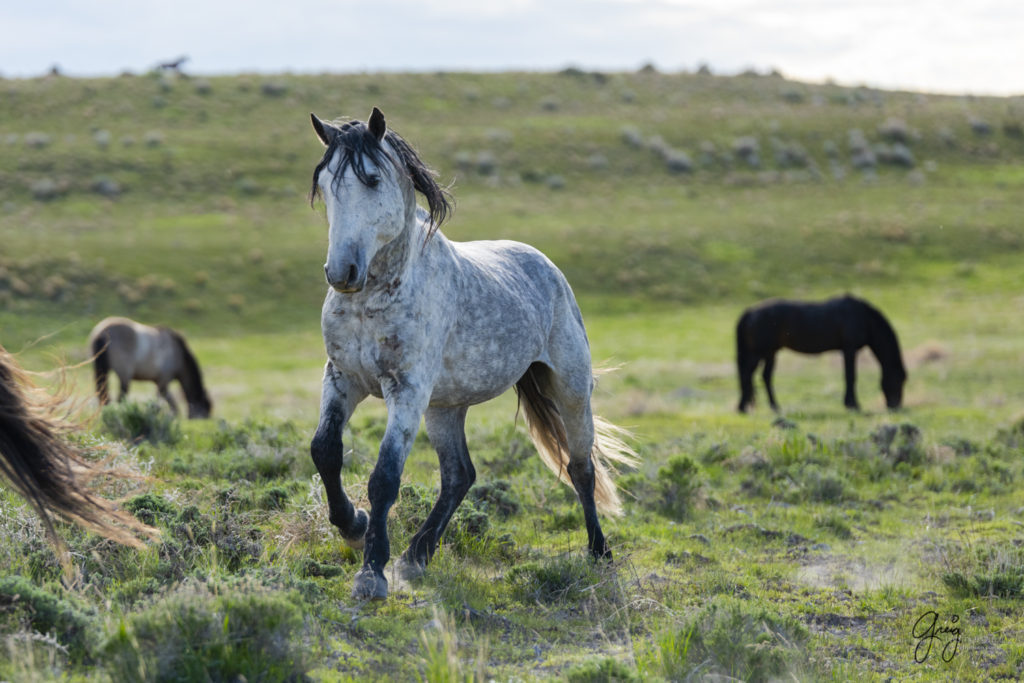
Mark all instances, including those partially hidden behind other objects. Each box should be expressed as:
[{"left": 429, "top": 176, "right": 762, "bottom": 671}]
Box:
[
  {"left": 310, "top": 428, "right": 341, "bottom": 473},
  {"left": 367, "top": 466, "right": 402, "bottom": 507}
]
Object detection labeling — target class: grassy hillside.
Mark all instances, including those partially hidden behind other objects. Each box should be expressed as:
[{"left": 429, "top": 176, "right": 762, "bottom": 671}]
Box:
[{"left": 1, "top": 69, "right": 1024, "bottom": 681}]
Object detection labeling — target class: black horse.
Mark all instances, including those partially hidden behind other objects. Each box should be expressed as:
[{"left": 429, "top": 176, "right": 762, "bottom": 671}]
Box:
[{"left": 736, "top": 295, "right": 907, "bottom": 413}]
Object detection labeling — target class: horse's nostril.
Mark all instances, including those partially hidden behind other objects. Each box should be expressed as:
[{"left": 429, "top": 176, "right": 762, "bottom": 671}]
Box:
[{"left": 347, "top": 264, "right": 358, "bottom": 285}]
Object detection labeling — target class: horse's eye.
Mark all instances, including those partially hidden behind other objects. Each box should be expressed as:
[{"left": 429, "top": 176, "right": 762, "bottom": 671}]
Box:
[{"left": 367, "top": 174, "right": 381, "bottom": 188}]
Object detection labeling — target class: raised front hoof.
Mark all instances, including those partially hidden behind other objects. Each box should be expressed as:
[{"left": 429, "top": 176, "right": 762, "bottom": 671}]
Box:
[
  {"left": 339, "top": 508, "right": 369, "bottom": 550},
  {"left": 396, "top": 553, "right": 427, "bottom": 582},
  {"left": 352, "top": 567, "right": 388, "bottom": 600}
]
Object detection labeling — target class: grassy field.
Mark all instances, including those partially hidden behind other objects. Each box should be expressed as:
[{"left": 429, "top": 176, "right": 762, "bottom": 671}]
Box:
[{"left": 1, "top": 68, "right": 1024, "bottom": 680}]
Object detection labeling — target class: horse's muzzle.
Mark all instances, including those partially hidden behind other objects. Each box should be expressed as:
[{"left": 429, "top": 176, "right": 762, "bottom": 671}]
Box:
[{"left": 325, "top": 262, "right": 365, "bottom": 293}]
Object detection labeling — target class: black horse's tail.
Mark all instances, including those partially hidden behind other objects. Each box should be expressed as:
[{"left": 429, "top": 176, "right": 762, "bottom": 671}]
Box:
[
  {"left": 91, "top": 333, "right": 110, "bottom": 405},
  {"left": 0, "top": 348, "right": 158, "bottom": 555}
]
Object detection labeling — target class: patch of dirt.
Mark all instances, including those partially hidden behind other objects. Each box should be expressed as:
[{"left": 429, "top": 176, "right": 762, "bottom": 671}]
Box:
[{"left": 795, "top": 555, "right": 913, "bottom": 592}]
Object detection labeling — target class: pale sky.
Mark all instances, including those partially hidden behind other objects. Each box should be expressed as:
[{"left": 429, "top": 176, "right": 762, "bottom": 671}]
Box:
[{"left": 2, "top": 0, "right": 1021, "bottom": 96}]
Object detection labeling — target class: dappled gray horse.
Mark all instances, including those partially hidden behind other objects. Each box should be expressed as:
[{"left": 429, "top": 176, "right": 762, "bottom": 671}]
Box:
[{"left": 309, "top": 108, "right": 637, "bottom": 599}]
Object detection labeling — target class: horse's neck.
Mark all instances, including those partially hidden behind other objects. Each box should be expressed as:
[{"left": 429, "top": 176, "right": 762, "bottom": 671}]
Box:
[
  {"left": 172, "top": 342, "right": 202, "bottom": 401},
  {"left": 368, "top": 206, "right": 444, "bottom": 283},
  {"left": 867, "top": 316, "right": 900, "bottom": 367}
]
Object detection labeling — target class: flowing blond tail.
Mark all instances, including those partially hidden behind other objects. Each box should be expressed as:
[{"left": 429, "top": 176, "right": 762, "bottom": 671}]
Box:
[{"left": 515, "top": 366, "right": 638, "bottom": 516}]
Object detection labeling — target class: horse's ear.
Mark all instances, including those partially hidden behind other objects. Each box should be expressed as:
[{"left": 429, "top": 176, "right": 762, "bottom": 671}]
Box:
[
  {"left": 368, "top": 107, "right": 386, "bottom": 141},
  {"left": 311, "top": 113, "right": 336, "bottom": 146}
]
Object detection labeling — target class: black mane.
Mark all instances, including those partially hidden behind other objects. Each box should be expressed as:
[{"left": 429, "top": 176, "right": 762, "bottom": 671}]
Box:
[
  {"left": 169, "top": 331, "right": 210, "bottom": 409},
  {"left": 310, "top": 119, "right": 453, "bottom": 240}
]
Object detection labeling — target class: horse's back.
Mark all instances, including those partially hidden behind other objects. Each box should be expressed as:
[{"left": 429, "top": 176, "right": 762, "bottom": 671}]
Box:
[
  {"left": 451, "top": 238, "right": 583, "bottom": 343},
  {"left": 88, "top": 317, "right": 172, "bottom": 382},
  {"left": 739, "top": 295, "right": 869, "bottom": 354},
  {"left": 429, "top": 238, "right": 589, "bottom": 404}
]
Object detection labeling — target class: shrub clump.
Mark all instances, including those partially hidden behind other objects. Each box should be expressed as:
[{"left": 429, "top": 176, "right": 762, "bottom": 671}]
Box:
[
  {"left": 101, "top": 583, "right": 308, "bottom": 682},
  {"left": 871, "top": 422, "right": 924, "bottom": 466},
  {"left": 566, "top": 656, "right": 639, "bottom": 682},
  {"left": 649, "top": 597, "right": 808, "bottom": 682},
  {"left": 101, "top": 401, "right": 181, "bottom": 445},
  {"left": 941, "top": 543, "right": 1024, "bottom": 599},
  {"left": 506, "top": 553, "right": 612, "bottom": 606},
  {"left": 123, "top": 493, "right": 177, "bottom": 526},
  {"left": 0, "top": 576, "right": 94, "bottom": 660},
  {"left": 655, "top": 455, "right": 702, "bottom": 521}
]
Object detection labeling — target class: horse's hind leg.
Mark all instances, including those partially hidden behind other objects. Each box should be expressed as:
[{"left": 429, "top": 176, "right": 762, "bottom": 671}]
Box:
[
  {"left": 399, "top": 405, "right": 475, "bottom": 577},
  {"left": 310, "top": 362, "right": 369, "bottom": 548},
  {"left": 539, "top": 364, "right": 610, "bottom": 560},
  {"left": 762, "top": 351, "right": 780, "bottom": 412},
  {"left": 737, "top": 353, "right": 759, "bottom": 412}
]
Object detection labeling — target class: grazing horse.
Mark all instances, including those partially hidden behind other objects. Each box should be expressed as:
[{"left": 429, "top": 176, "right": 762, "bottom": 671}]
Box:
[
  {"left": 736, "top": 294, "right": 907, "bottom": 413},
  {"left": 308, "top": 108, "right": 637, "bottom": 599},
  {"left": 89, "top": 317, "right": 212, "bottom": 418},
  {"left": 0, "top": 346, "right": 158, "bottom": 553}
]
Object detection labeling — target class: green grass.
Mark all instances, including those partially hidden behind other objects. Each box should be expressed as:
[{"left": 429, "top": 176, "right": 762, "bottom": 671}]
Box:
[{"left": 2, "top": 68, "right": 1024, "bottom": 680}]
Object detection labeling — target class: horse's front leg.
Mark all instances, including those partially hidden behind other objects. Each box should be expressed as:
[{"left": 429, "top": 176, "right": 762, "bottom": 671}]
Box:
[
  {"left": 311, "top": 362, "right": 369, "bottom": 546},
  {"left": 842, "top": 348, "right": 860, "bottom": 410},
  {"left": 157, "top": 382, "right": 179, "bottom": 415},
  {"left": 762, "top": 351, "right": 780, "bottom": 412},
  {"left": 353, "top": 387, "right": 429, "bottom": 600}
]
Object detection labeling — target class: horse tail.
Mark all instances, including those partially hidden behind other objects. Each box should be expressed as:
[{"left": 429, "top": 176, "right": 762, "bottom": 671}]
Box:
[
  {"left": 91, "top": 332, "right": 111, "bottom": 404},
  {"left": 0, "top": 348, "right": 159, "bottom": 554},
  {"left": 515, "top": 364, "right": 637, "bottom": 516}
]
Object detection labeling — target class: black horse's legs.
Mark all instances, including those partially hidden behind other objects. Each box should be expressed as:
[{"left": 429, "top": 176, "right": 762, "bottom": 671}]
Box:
[
  {"left": 353, "top": 390, "right": 428, "bottom": 600},
  {"left": 737, "top": 353, "right": 759, "bottom": 412},
  {"left": 310, "top": 363, "right": 368, "bottom": 546},
  {"left": 401, "top": 406, "right": 475, "bottom": 574},
  {"left": 842, "top": 348, "right": 860, "bottom": 410},
  {"left": 762, "top": 351, "right": 780, "bottom": 412}
]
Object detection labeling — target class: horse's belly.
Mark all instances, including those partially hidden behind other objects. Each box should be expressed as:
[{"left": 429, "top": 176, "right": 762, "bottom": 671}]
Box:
[
  {"left": 429, "top": 364, "right": 525, "bottom": 407},
  {"left": 429, "top": 337, "right": 541, "bottom": 407},
  {"left": 130, "top": 334, "right": 167, "bottom": 381}
]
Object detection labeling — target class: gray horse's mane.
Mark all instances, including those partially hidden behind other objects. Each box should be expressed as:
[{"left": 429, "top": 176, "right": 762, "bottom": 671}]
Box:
[{"left": 310, "top": 118, "right": 453, "bottom": 240}]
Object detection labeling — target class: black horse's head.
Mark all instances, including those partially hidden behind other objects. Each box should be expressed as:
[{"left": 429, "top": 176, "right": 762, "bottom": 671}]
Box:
[
  {"left": 881, "top": 368, "right": 906, "bottom": 410},
  {"left": 187, "top": 392, "right": 213, "bottom": 419}
]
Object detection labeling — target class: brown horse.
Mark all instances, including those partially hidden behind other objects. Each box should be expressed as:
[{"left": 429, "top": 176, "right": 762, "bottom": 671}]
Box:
[
  {"left": 0, "top": 346, "right": 158, "bottom": 552},
  {"left": 89, "top": 317, "right": 212, "bottom": 418}
]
